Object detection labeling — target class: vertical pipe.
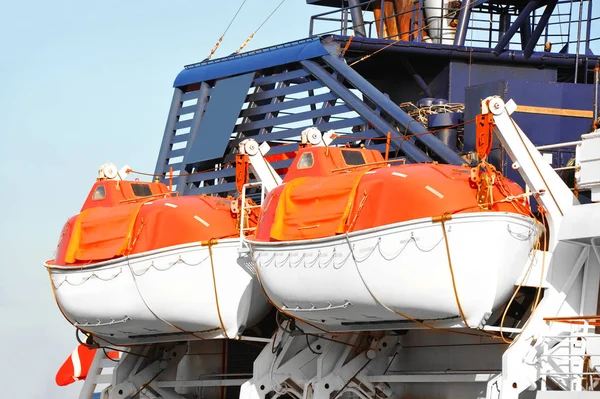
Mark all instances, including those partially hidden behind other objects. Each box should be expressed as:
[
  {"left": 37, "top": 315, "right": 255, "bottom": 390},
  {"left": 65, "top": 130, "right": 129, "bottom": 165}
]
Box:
[
  {"left": 154, "top": 88, "right": 183, "bottom": 177},
  {"left": 519, "top": 12, "right": 532, "bottom": 51},
  {"left": 380, "top": 0, "right": 386, "bottom": 37},
  {"left": 574, "top": 0, "right": 584, "bottom": 83},
  {"left": 384, "top": 0, "right": 400, "bottom": 39},
  {"left": 493, "top": 0, "right": 539, "bottom": 54},
  {"left": 385, "top": 131, "right": 391, "bottom": 160},
  {"left": 400, "top": 57, "right": 434, "bottom": 97},
  {"left": 418, "top": 0, "right": 425, "bottom": 41},
  {"left": 178, "top": 82, "right": 211, "bottom": 193},
  {"left": 523, "top": 0, "right": 556, "bottom": 59},
  {"left": 585, "top": 0, "right": 593, "bottom": 54},
  {"left": 594, "top": 63, "right": 599, "bottom": 122},
  {"left": 348, "top": 0, "right": 367, "bottom": 36},
  {"left": 499, "top": 9, "right": 510, "bottom": 37}
]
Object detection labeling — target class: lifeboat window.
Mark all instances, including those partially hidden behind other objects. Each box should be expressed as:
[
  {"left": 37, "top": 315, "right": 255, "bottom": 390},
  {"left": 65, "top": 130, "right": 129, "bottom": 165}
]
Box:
[
  {"left": 341, "top": 150, "right": 366, "bottom": 166},
  {"left": 91, "top": 186, "right": 106, "bottom": 201},
  {"left": 297, "top": 152, "right": 314, "bottom": 169},
  {"left": 131, "top": 183, "right": 153, "bottom": 197}
]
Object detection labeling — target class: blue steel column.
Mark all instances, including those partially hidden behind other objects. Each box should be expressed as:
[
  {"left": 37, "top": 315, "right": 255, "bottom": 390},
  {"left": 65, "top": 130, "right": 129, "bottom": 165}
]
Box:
[
  {"left": 154, "top": 88, "right": 184, "bottom": 177},
  {"left": 519, "top": 13, "right": 532, "bottom": 51},
  {"left": 322, "top": 54, "right": 466, "bottom": 165},
  {"left": 493, "top": 0, "right": 539, "bottom": 54},
  {"left": 523, "top": 0, "right": 557, "bottom": 59},
  {"left": 453, "top": 0, "right": 473, "bottom": 46},
  {"left": 348, "top": 0, "right": 367, "bottom": 36},
  {"left": 300, "top": 60, "right": 432, "bottom": 163},
  {"left": 178, "top": 82, "right": 211, "bottom": 194}
]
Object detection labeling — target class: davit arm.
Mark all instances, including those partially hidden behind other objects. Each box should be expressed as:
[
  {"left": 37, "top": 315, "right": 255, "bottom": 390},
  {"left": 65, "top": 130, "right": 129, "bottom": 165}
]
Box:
[{"left": 481, "top": 96, "right": 578, "bottom": 248}]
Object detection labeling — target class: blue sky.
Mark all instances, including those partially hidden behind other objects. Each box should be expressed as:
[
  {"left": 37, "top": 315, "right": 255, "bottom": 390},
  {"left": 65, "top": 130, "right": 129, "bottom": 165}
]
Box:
[
  {"left": 0, "top": 0, "right": 598, "bottom": 398},
  {"left": 0, "top": 1, "right": 326, "bottom": 397}
]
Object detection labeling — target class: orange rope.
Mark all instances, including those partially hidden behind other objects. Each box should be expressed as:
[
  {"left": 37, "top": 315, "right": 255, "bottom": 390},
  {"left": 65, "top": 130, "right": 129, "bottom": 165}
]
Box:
[
  {"left": 436, "top": 213, "right": 470, "bottom": 328},
  {"left": 206, "top": 238, "right": 229, "bottom": 338}
]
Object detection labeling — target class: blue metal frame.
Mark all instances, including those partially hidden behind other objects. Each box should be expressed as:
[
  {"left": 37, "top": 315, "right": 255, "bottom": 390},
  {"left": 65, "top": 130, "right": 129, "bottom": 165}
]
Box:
[
  {"left": 157, "top": 37, "right": 483, "bottom": 195},
  {"left": 174, "top": 38, "right": 330, "bottom": 87},
  {"left": 154, "top": 17, "right": 599, "bottom": 200}
]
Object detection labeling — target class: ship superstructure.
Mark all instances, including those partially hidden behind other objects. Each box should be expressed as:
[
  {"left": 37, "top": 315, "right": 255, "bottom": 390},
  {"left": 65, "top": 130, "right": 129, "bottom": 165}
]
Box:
[{"left": 45, "top": 1, "right": 600, "bottom": 398}]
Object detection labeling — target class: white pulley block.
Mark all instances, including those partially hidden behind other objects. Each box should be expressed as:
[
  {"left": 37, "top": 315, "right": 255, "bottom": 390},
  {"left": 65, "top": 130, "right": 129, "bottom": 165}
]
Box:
[
  {"left": 244, "top": 140, "right": 259, "bottom": 156},
  {"left": 98, "top": 163, "right": 118, "bottom": 179},
  {"left": 301, "top": 127, "right": 323, "bottom": 145}
]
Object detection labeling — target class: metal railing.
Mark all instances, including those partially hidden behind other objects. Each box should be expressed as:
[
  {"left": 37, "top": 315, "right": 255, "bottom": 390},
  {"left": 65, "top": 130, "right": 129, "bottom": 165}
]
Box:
[
  {"left": 308, "top": 0, "right": 599, "bottom": 56},
  {"left": 540, "top": 318, "right": 600, "bottom": 391}
]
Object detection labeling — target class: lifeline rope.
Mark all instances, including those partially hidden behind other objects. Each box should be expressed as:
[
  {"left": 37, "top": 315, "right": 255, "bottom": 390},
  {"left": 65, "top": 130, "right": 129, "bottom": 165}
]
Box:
[
  {"left": 237, "top": 0, "right": 288, "bottom": 54},
  {"left": 126, "top": 118, "right": 478, "bottom": 181},
  {"left": 504, "top": 209, "right": 548, "bottom": 347},
  {"left": 206, "top": 238, "right": 230, "bottom": 338},
  {"left": 206, "top": 0, "right": 249, "bottom": 60},
  {"left": 343, "top": 233, "right": 494, "bottom": 339},
  {"left": 127, "top": 259, "right": 215, "bottom": 341},
  {"left": 498, "top": 231, "right": 540, "bottom": 344},
  {"left": 249, "top": 244, "right": 378, "bottom": 339},
  {"left": 437, "top": 213, "right": 470, "bottom": 328}
]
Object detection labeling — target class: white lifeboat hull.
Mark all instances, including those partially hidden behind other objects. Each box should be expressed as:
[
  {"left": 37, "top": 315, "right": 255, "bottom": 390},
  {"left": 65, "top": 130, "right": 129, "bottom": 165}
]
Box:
[
  {"left": 47, "top": 239, "right": 270, "bottom": 345},
  {"left": 248, "top": 212, "right": 540, "bottom": 332}
]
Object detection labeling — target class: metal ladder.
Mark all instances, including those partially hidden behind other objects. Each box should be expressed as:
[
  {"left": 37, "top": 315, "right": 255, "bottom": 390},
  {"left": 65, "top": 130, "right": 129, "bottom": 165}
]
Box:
[{"left": 78, "top": 349, "right": 120, "bottom": 399}]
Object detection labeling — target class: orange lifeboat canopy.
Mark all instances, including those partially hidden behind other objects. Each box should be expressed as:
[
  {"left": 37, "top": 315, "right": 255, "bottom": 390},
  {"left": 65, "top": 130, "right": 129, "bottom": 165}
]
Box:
[
  {"left": 51, "top": 179, "right": 244, "bottom": 266},
  {"left": 255, "top": 146, "right": 531, "bottom": 242}
]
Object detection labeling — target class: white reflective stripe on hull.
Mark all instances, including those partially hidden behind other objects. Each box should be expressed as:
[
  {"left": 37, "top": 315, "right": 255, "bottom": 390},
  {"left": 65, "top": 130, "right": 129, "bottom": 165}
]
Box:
[
  {"left": 48, "top": 239, "right": 270, "bottom": 344},
  {"left": 248, "top": 212, "right": 540, "bottom": 332}
]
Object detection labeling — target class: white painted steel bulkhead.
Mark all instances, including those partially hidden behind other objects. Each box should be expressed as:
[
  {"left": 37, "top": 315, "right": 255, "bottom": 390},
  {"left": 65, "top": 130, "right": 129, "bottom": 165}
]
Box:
[
  {"left": 247, "top": 212, "right": 541, "bottom": 332},
  {"left": 46, "top": 238, "right": 270, "bottom": 345}
]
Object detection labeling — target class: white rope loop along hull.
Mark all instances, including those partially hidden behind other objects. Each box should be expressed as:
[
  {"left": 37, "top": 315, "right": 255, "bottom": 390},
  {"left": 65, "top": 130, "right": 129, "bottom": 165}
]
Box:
[
  {"left": 249, "top": 212, "right": 540, "bottom": 332},
  {"left": 47, "top": 238, "right": 270, "bottom": 345}
]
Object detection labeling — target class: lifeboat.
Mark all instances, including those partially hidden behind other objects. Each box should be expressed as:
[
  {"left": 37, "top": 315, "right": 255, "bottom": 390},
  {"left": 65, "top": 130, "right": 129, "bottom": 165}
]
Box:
[
  {"left": 45, "top": 164, "right": 270, "bottom": 345},
  {"left": 245, "top": 139, "right": 542, "bottom": 332}
]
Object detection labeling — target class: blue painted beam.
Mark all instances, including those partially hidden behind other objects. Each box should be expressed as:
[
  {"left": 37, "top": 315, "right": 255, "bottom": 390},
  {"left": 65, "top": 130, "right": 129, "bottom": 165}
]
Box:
[
  {"left": 250, "top": 117, "right": 365, "bottom": 142},
  {"left": 174, "top": 38, "right": 329, "bottom": 87},
  {"left": 247, "top": 80, "right": 323, "bottom": 102},
  {"left": 253, "top": 69, "right": 311, "bottom": 87},
  {"left": 240, "top": 92, "right": 337, "bottom": 117},
  {"left": 340, "top": 35, "right": 581, "bottom": 66},
  {"left": 234, "top": 104, "right": 351, "bottom": 132},
  {"left": 493, "top": 0, "right": 539, "bottom": 54},
  {"left": 300, "top": 59, "right": 432, "bottom": 163},
  {"left": 322, "top": 54, "right": 466, "bottom": 165},
  {"left": 187, "top": 160, "right": 294, "bottom": 195},
  {"left": 523, "top": 0, "right": 557, "bottom": 59},
  {"left": 453, "top": 0, "right": 473, "bottom": 46}
]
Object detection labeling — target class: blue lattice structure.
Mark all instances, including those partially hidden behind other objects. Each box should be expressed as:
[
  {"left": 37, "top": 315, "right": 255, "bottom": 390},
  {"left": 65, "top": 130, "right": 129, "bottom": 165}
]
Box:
[
  {"left": 154, "top": 0, "right": 600, "bottom": 198},
  {"left": 154, "top": 38, "right": 465, "bottom": 196}
]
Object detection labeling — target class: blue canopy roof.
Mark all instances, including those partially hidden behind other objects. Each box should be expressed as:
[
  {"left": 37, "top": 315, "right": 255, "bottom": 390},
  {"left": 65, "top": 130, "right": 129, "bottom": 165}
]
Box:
[{"left": 173, "top": 37, "right": 331, "bottom": 87}]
